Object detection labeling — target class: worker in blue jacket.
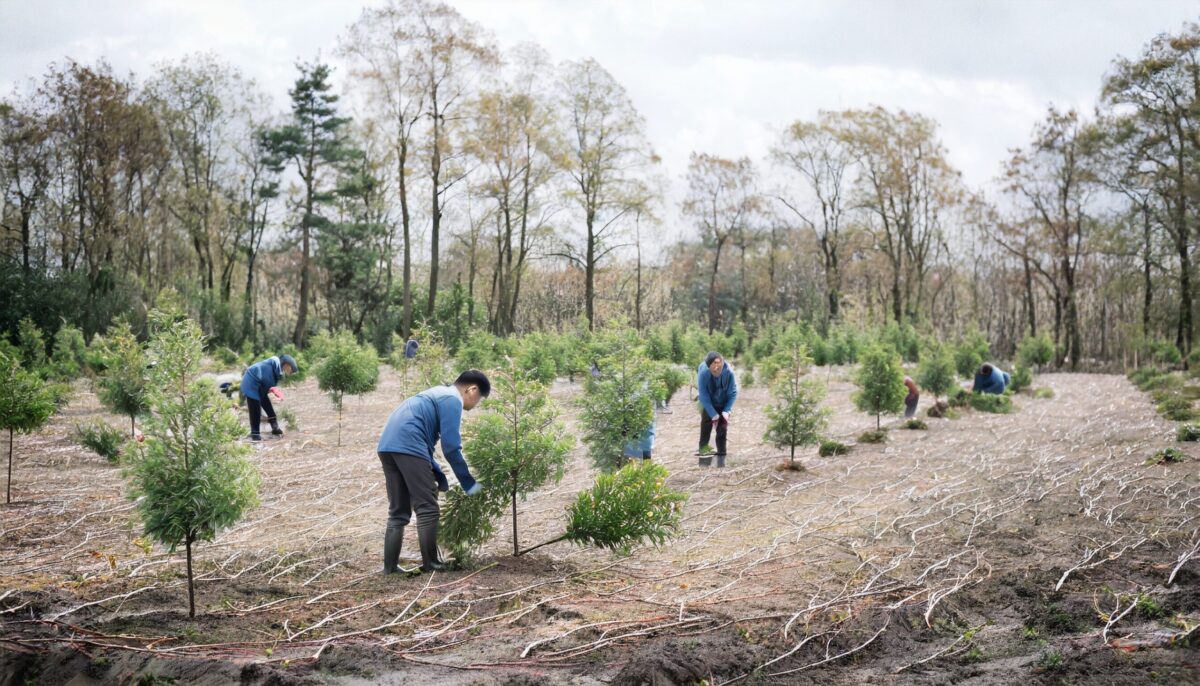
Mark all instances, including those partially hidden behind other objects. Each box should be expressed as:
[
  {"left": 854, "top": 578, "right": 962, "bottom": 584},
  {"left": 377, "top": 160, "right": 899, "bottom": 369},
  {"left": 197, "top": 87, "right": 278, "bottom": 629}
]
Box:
[
  {"left": 377, "top": 370, "right": 489, "bottom": 574},
  {"left": 972, "top": 363, "right": 1011, "bottom": 395},
  {"left": 241, "top": 354, "right": 298, "bottom": 441},
  {"left": 697, "top": 351, "right": 738, "bottom": 468}
]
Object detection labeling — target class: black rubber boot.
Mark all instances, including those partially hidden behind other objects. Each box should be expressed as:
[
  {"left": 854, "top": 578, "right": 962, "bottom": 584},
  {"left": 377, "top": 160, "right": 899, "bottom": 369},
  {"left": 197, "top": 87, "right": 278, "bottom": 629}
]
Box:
[
  {"left": 716, "top": 454, "right": 727, "bottom": 468},
  {"left": 698, "top": 455, "right": 713, "bottom": 467},
  {"left": 249, "top": 433, "right": 262, "bottom": 442},
  {"left": 267, "top": 416, "right": 283, "bottom": 437},
  {"left": 418, "top": 523, "right": 451, "bottom": 572},
  {"left": 382, "top": 526, "right": 404, "bottom": 574}
]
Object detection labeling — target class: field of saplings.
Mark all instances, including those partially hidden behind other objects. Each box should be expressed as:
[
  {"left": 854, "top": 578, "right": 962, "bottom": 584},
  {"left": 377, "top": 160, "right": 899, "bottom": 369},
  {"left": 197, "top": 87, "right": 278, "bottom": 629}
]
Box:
[{"left": 1, "top": 317, "right": 1198, "bottom": 685}]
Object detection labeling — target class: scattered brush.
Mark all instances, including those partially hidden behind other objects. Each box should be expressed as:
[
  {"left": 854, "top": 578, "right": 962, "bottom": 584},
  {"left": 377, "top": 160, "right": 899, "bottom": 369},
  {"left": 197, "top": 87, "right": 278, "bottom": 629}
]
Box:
[
  {"left": 73, "top": 421, "right": 125, "bottom": 463},
  {"left": 1146, "top": 447, "right": 1188, "bottom": 466},
  {"left": 904, "top": 419, "right": 928, "bottom": 430},
  {"left": 818, "top": 439, "right": 850, "bottom": 457},
  {"left": 926, "top": 400, "right": 951, "bottom": 418},
  {"left": 1034, "top": 387, "right": 1054, "bottom": 399},
  {"left": 1157, "top": 395, "right": 1196, "bottom": 422},
  {"left": 969, "top": 393, "right": 1013, "bottom": 414},
  {"left": 774, "top": 460, "right": 806, "bottom": 472},
  {"left": 948, "top": 387, "right": 971, "bottom": 408},
  {"left": 1178, "top": 425, "right": 1200, "bottom": 442},
  {"left": 858, "top": 429, "right": 887, "bottom": 444},
  {"left": 280, "top": 407, "right": 300, "bottom": 432}
]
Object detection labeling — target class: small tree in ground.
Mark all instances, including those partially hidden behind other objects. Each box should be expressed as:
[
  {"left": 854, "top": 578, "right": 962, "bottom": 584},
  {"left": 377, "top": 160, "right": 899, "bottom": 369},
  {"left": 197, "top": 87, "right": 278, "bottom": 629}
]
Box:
[
  {"left": 520, "top": 462, "right": 688, "bottom": 555},
  {"left": 579, "top": 325, "right": 658, "bottom": 472},
  {"left": 763, "top": 338, "right": 829, "bottom": 468},
  {"left": 441, "top": 362, "right": 574, "bottom": 561},
  {"left": 124, "top": 314, "right": 260, "bottom": 617},
  {"left": 853, "top": 345, "right": 907, "bottom": 430},
  {"left": 0, "top": 353, "right": 56, "bottom": 503},
  {"left": 917, "top": 343, "right": 957, "bottom": 404},
  {"left": 316, "top": 331, "right": 380, "bottom": 446},
  {"left": 16, "top": 317, "right": 48, "bottom": 371},
  {"left": 1017, "top": 333, "right": 1055, "bottom": 372},
  {"left": 50, "top": 323, "right": 88, "bottom": 380},
  {"left": 97, "top": 322, "right": 150, "bottom": 437}
]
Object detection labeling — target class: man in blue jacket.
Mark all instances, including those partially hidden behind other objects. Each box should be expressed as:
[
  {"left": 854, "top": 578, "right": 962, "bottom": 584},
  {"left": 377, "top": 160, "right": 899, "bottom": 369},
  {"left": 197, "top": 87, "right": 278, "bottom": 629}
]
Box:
[
  {"left": 377, "top": 370, "right": 489, "bottom": 574},
  {"left": 972, "top": 363, "right": 1011, "bottom": 395},
  {"left": 697, "top": 351, "right": 738, "bottom": 467},
  {"left": 404, "top": 335, "right": 419, "bottom": 360},
  {"left": 241, "top": 354, "right": 298, "bottom": 441}
]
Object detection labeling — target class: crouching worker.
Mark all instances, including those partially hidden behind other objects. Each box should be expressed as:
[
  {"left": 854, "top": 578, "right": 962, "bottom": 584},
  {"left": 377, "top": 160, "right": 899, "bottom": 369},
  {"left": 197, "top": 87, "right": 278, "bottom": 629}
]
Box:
[
  {"left": 242, "top": 354, "right": 298, "bottom": 441},
  {"left": 697, "top": 351, "right": 738, "bottom": 468},
  {"left": 972, "top": 363, "right": 1010, "bottom": 395},
  {"left": 377, "top": 370, "right": 489, "bottom": 574}
]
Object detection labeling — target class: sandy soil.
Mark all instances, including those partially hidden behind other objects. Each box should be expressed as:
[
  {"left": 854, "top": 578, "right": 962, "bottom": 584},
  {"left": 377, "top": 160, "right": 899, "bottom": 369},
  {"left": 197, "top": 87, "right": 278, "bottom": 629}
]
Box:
[{"left": 1, "top": 369, "right": 1198, "bottom": 685}]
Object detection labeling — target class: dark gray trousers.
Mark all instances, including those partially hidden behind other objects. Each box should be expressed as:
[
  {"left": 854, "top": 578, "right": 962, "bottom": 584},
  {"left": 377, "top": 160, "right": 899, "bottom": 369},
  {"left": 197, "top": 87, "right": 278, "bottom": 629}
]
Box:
[{"left": 379, "top": 452, "right": 440, "bottom": 530}]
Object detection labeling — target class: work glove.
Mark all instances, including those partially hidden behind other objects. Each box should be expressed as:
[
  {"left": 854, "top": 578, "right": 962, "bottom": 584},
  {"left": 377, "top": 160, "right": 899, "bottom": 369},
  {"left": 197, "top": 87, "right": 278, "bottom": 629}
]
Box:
[
  {"left": 269, "top": 387, "right": 284, "bottom": 401},
  {"left": 721, "top": 411, "right": 731, "bottom": 423},
  {"left": 465, "top": 482, "right": 482, "bottom": 496}
]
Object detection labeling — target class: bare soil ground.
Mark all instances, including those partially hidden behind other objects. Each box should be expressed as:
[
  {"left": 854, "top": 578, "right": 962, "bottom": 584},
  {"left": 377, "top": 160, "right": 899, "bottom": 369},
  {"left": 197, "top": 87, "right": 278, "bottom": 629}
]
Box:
[{"left": 2, "top": 370, "right": 1198, "bottom": 685}]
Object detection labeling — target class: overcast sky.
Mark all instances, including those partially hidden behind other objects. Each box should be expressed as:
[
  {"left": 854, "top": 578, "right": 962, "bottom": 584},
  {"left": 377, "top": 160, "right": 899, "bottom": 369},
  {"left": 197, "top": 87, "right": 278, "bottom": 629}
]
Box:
[{"left": 2, "top": 0, "right": 1197, "bottom": 242}]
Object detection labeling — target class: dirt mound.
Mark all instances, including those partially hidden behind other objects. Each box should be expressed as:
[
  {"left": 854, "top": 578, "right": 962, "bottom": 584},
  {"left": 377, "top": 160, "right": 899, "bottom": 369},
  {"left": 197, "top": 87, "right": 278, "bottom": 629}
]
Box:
[{"left": 612, "top": 629, "right": 768, "bottom": 685}]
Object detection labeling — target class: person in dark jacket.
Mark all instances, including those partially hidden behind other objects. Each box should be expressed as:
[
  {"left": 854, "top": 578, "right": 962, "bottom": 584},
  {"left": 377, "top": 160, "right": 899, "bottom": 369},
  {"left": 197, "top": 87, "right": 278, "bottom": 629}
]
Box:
[
  {"left": 404, "top": 335, "right": 419, "bottom": 360},
  {"left": 241, "top": 354, "right": 298, "bottom": 441},
  {"left": 376, "top": 370, "right": 489, "bottom": 574},
  {"left": 972, "top": 363, "right": 1010, "bottom": 395},
  {"left": 697, "top": 351, "right": 738, "bottom": 467}
]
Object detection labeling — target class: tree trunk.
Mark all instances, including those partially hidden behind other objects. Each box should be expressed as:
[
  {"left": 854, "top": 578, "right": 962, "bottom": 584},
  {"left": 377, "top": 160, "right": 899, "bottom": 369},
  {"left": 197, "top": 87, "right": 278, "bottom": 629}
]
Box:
[
  {"left": 7, "top": 428, "right": 13, "bottom": 504},
  {"left": 185, "top": 533, "right": 196, "bottom": 618},
  {"left": 585, "top": 209, "right": 596, "bottom": 331},
  {"left": 130, "top": 415, "right": 136, "bottom": 439},
  {"left": 1142, "top": 206, "right": 1152, "bottom": 337},
  {"left": 708, "top": 240, "right": 725, "bottom": 335},
  {"left": 512, "top": 488, "right": 519, "bottom": 557}
]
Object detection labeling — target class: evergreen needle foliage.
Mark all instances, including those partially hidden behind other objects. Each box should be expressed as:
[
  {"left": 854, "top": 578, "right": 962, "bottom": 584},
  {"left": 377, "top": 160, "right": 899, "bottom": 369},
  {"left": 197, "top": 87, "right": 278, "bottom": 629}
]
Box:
[
  {"left": 316, "top": 331, "right": 380, "bottom": 446},
  {"left": 763, "top": 336, "right": 829, "bottom": 465},
  {"left": 97, "top": 321, "right": 151, "bottom": 437},
  {"left": 560, "top": 462, "right": 687, "bottom": 552},
  {"left": 0, "top": 352, "right": 56, "bottom": 503},
  {"left": 819, "top": 439, "right": 850, "bottom": 457},
  {"left": 917, "top": 343, "right": 956, "bottom": 402},
  {"left": 441, "top": 361, "right": 573, "bottom": 562},
  {"left": 853, "top": 345, "right": 907, "bottom": 430},
  {"left": 124, "top": 313, "right": 260, "bottom": 617},
  {"left": 579, "top": 325, "right": 659, "bottom": 472},
  {"left": 74, "top": 421, "right": 125, "bottom": 462}
]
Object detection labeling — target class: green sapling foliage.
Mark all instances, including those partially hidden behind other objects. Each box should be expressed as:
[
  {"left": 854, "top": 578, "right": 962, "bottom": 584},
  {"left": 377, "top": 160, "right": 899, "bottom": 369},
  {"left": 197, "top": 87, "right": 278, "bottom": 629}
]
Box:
[
  {"left": 96, "top": 321, "right": 150, "bottom": 437},
  {"left": 853, "top": 345, "right": 907, "bottom": 430},
  {"left": 0, "top": 353, "right": 56, "bottom": 503},
  {"left": 441, "top": 362, "right": 574, "bottom": 561},
  {"left": 316, "top": 331, "right": 380, "bottom": 446},
  {"left": 579, "top": 325, "right": 658, "bottom": 472},
  {"left": 763, "top": 338, "right": 829, "bottom": 465},
  {"left": 124, "top": 314, "right": 260, "bottom": 617},
  {"left": 917, "top": 343, "right": 957, "bottom": 402}
]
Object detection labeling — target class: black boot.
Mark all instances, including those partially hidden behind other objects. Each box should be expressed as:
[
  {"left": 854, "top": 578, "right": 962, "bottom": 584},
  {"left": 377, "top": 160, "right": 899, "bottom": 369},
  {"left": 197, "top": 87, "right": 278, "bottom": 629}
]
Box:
[
  {"left": 382, "top": 526, "right": 404, "bottom": 574},
  {"left": 267, "top": 416, "right": 283, "bottom": 437},
  {"left": 716, "top": 454, "right": 726, "bottom": 468},
  {"left": 698, "top": 455, "right": 713, "bottom": 467},
  {"left": 249, "top": 432, "right": 262, "bottom": 442},
  {"left": 418, "top": 523, "right": 451, "bottom": 572}
]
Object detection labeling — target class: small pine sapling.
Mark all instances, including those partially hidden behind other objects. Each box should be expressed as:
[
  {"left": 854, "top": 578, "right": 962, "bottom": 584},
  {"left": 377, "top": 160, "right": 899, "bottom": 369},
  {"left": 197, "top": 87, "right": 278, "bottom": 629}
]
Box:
[
  {"left": 579, "top": 325, "right": 657, "bottom": 472},
  {"left": 50, "top": 323, "right": 88, "bottom": 380},
  {"left": 763, "top": 338, "right": 829, "bottom": 468},
  {"left": 124, "top": 314, "right": 260, "bottom": 617},
  {"left": 410, "top": 326, "right": 451, "bottom": 395},
  {"left": 1017, "top": 334, "right": 1054, "bottom": 372},
  {"left": 16, "top": 317, "right": 48, "bottom": 371},
  {"left": 316, "top": 331, "right": 380, "bottom": 446},
  {"left": 0, "top": 353, "right": 56, "bottom": 503},
  {"left": 917, "top": 343, "right": 957, "bottom": 404},
  {"left": 521, "top": 462, "right": 688, "bottom": 555},
  {"left": 441, "top": 362, "right": 574, "bottom": 561},
  {"left": 97, "top": 321, "right": 150, "bottom": 437},
  {"left": 853, "top": 345, "right": 907, "bottom": 430}
]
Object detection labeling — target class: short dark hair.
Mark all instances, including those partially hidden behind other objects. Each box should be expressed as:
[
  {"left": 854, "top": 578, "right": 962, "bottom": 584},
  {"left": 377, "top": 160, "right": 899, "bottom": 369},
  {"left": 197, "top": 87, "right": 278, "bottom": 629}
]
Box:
[
  {"left": 978, "top": 363, "right": 993, "bottom": 376},
  {"left": 455, "top": 369, "right": 491, "bottom": 397},
  {"left": 705, "top": 351, "right": 723, "bottom": 366}
]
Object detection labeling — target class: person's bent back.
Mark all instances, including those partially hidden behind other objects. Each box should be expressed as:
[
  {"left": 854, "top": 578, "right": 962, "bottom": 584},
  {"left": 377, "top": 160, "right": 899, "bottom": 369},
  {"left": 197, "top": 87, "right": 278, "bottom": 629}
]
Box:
[{"left": 973, "top": 363, "right": 1009, "bottom": 395}]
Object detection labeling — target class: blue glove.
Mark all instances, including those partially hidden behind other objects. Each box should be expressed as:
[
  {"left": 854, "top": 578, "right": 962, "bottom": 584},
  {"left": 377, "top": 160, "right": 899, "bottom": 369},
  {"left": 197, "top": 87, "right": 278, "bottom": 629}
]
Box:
[
  {"left": 434, "top": 470, "right": 449, "bottom": 492},
  {"left": 465, "top": 482, "right": 482, "bottom": 496}
]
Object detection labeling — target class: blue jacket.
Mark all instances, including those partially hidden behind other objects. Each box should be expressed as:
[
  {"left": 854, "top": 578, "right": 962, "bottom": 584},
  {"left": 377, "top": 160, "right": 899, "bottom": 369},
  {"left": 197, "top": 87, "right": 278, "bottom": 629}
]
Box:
[
  {"left": 241, "top": 356, "right": 283, "bottom": 401},
  {"left": 973, "top": 366, "right": 1010, "bottom": 395},
  {"left": 404, "top": 339, "right": 419, "bottom": 359},
  {"left": 697, "top": 361, "right": 738, "bottom": 417},
  {"left": 377, "top": 384, "right": 477, "bottom": 493}
]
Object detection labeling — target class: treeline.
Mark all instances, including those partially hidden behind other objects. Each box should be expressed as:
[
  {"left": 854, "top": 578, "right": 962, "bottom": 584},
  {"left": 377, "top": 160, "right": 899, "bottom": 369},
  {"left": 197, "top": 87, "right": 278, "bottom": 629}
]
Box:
[{"left": 2, "top": 3, "right": 1198, "bottom": 369}]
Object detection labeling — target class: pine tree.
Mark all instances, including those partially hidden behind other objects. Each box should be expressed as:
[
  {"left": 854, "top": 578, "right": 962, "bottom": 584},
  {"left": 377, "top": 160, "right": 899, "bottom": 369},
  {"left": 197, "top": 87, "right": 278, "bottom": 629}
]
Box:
[
  {"left": 441, "top": 361, "right": 573, "bottom": 561},
  {"left": 0, "top": 352, "right": 55, "bottom": 503},
  {"left": 853, "top": 345, "right": 907, "bottom": 430},
  {"left": 16, "top": 316, "right": 47, "bottom": 371},
  {"left": 763, "top": 338, "right": 829, "bottom": 466},
  {"left": 917, "top": 343, "right": 957, "bottom": 402},
  {"left": 316, "top": 331, "right": 380, "bottom": 446},
  {"left": 579, "top": 325, "right": 658, "bottom": 472},
  {"left": 124, "top": 314, "right": 259, "bottom": 617},
  {"left": 97, "top": 321, "right": 150, "bottom": 437}
]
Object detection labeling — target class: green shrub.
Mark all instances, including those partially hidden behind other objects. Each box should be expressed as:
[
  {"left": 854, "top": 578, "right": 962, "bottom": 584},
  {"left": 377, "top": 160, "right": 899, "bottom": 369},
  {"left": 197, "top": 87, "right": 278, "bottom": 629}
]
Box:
[
  {"left": 1157, "top": 395, "right": 1196, "bottom": 421},
  {"left": 1034, "top": 387, "right": 1054, "bottom": 399},
  {"left": 1017, "top": 333, "right": 1055, "bottom": 370},
  {"left": 904, "top": 419, "right": 928, "bottom": 430},
  {"left": 1146, "top": 447, "right": 1188, "bottom": 465},
  {"left": 0, "top": 352, "right": 57, "bottom": 503},
  {"left": 819, "top": 439, "right": 850, "bottom": 457},
  {"left": 948, "top": 387, "right": 971, "bottom": 408},
  {"left": 16, "top": 316, "right": 48, "bottom": 370},
  {"left": 1151, "top": 340, "right": 1182, "bottom": 367},
  {"left": 853, "top": 345, "right": 907, "bottom": 430},
  {"left": 969, "top": 393, "right": 1013, "bottom": 414},
  {"left": 1010, "top": 365, "right": 1033, "bottom": 393},
  {"left": 211, "top": 346, "right": 240, "bottom": 367},
  {"left": 954, "top": 330, "right": 990, "bottom": 378},
  {"left": 579, "top": 327, "right": 657, "bottom": 473},
  {"left": 279, "top": 407, "right": 300, "bottom": 433},
  {"left": 316, "top": 331, "right": 381, "bottom": 446},
  {"left": 74, "top": 421, "right": 125, "bottom": 463},
  {"left": 917, "top": 344, "right": 957, "bottom": 401},
  {"left": 741, "top": 368, "right": 755, "bottom": 388},
  {"left": 858, "top": 429, "right": 887, "bottom": 444},
  {"left": 1178, "top": 425, "right": 1200, "bottom": 442},
  {"left": 560, "top": 462, "right": 687, "bottom": 551},
  {"left": 655, "top": 364, "right": 689, "bottom": 406},
  {"left": 764, "top": 338, "right": 829, "bottom": 466},
  {"left": 96, "top": 321, "right": 150, "bottom": 437},
  {"left": 50, "top": 323, "right": 87, "bottom": 380}
]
